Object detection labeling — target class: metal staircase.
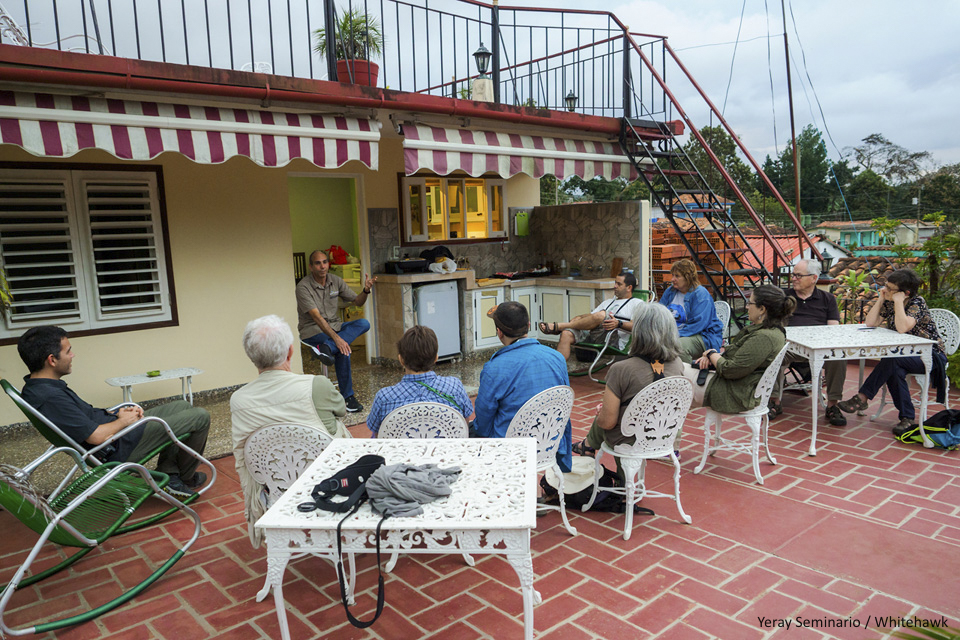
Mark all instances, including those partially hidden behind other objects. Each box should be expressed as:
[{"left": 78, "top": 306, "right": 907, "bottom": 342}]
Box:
[
  {"left": 621, "top": 36, "right": 821, "bottom": 329},
  {"left": 621, "top": 117, "right": 776, "bottom": 307}
]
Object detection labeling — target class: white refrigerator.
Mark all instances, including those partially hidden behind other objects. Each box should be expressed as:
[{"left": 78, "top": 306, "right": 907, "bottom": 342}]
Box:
[{"left": 414, "top": 281, "right": 461, "bottom": 360}]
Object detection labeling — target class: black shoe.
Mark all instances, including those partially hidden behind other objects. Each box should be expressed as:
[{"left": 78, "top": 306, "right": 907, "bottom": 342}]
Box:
[
  {"left": 825, "top": 405, "right": 847, "bottom": 427},
  {"left": 768, "top": 401, "right": 783, "bottom": 420},
  {"left": 303, "top": 341, "right": 335, "bottom": 367},
  {"left": 163, "top": 474, "right": 196, "bottom": 499},
  {"left": 184, "top": 471, "right": 207, "bottom": 489},
  {"left": 345, "top": 395, "right": 363, "bottom": 413}
]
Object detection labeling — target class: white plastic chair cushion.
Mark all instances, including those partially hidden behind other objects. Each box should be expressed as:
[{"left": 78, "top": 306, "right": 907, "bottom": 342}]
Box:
[
  {"left": 378, "top": 402, "right": 469, "bottom": 439},
  {"left": 505, "top": 385, "right": 574, "bottom": 470},
  {"left": 615, "top": 377, "right": 693, "bottom": 457},
  {"left": 244, "top": 423, "right": 333, "bottom": 502}
]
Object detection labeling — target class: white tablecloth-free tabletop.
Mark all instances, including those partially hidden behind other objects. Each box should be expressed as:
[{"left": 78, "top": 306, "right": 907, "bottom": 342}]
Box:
[
  {"left": 105, "top": 367, "right": 203, "bottom": 405},
  {"left": 785, "top": 324, "right": 937, "bottom": 455},
  {"left": 255, "top": 438, "right": 539, "bottom": 640}
]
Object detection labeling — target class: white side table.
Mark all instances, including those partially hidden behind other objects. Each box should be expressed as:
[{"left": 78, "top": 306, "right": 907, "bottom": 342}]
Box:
[{"left": 105, "top": 367, "right": 203, "bottom": 405}]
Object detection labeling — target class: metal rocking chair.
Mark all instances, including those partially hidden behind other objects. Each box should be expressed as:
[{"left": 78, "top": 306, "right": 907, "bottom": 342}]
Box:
[
  {"left": 1, "top": 378, "right": 216, "bottom": 530},
  {"left": 0, "top": 447, "right": 201, "bottom": 636}
]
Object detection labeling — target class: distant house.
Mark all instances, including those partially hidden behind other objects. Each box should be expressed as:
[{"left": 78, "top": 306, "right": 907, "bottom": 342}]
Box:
[
  {"left": 740, "top": 235, "right": 850, "bottom": 275},
  {"left": 808, "top": 221, "right": 879, "bottom": 248},
  {"left": 810, "top": 219, "right": 937, "bottom": 248}
]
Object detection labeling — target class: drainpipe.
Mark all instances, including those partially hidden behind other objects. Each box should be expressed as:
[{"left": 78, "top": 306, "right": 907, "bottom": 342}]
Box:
[{"left": 491, "top": 0, "right": 501, "bottom": 104}]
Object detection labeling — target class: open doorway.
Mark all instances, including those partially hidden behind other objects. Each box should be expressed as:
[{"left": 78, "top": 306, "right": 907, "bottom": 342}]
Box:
[{"left": 288, "top": 175, "right": 368, "bottom": 362}]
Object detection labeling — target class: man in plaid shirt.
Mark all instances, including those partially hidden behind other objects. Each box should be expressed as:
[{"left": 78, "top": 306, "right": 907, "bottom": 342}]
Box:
[{"left": 366, "top": 326, "right": 473, "bottom": 435}]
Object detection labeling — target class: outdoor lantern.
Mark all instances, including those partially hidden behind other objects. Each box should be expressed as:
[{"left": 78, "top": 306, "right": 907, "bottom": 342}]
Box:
[
  {"left": 565, "top": 89, "right": 578, "bottom": 112},
  {"left": 820, "top": 248, "right": 835, "bottom": 274},
  {"left": 473, "top": 43, "right": 491, "bottom": 78}
]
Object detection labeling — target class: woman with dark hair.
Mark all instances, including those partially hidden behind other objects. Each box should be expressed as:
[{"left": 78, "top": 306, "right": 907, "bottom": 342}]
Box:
[
  {"left": 836, "top": 268, "right": 947, "bottom": 433},
  {"left": 574, "top": 302, "right": 685, "bottom": 464},
  {"left": 698, "top": 285, "right": 796, "bottom": 414},
  {"left": 659, "top": 259, "right": 724, "bottom": 362}
]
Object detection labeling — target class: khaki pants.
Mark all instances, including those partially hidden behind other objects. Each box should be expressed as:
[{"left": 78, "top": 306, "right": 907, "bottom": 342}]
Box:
[
  {"left": 678, "top": 335, "right": 706, "bottom": 364},
  {"left": 773, "top": 353, "right": 846, "bottom": 403},
  {"left": 127, "top": 400, "right": 210, "bottom": 480}
]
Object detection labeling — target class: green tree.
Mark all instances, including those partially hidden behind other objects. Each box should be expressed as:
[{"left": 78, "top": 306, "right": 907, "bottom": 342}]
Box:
[
  {"left": 772, "top": 125, "right": 832, "bottom": 215},
  {"left": 849, "top": 133, "right": 931, "bottom": 185},
  {"left": 560, "top": 176, "right": 649, "bottom": 203},
  {"left": 681, "top": 125, "right": 754, "bottom": 200},
  {"left": 826, "top": 159, "right": 855, "bottom": 214},
  {"left": 846, "top": 168, "right": 892, "bottom": 214},
  {"left": 539, "top": 175, "right": 571, "bottom": 206},
  {"left": 922, "top": 171, "right": 960, "bottom": 217}
]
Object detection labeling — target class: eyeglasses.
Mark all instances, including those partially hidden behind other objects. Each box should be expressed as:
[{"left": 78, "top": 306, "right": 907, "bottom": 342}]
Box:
[
  {"left": 746, "top": 301, "right": 758, "bottom": 307},
  {"left": 790, "top": 273, "right": 814, "bottom": 279}
]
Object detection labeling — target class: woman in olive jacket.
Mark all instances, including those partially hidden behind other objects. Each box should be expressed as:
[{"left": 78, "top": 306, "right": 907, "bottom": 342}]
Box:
[{"left": 698, "top": 285, "right": 796, "bottom": 414}]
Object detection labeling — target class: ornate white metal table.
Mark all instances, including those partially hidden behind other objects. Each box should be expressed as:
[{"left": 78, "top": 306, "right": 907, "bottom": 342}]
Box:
[
  {"left": 785, "top": 324, "right": 937, "bottom": 455},
  {"left": 255, "top": 438, "right": 539, "bottom": 640},
  {"left": 105, "top": 367, "right": 203, "bottom": 404}
]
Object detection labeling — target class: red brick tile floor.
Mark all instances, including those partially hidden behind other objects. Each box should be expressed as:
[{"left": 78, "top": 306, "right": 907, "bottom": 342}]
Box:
[{"left": 2, "top": 363, "right": 959, "bottom": 639}]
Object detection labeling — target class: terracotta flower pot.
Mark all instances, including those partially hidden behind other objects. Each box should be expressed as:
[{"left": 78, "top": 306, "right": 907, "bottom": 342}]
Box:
[{"left": 336, "top": 60, "right": 379, "bottom": 86}]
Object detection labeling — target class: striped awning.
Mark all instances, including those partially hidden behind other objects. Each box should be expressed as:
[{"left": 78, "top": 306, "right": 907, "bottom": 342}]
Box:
[
  {"left": 0, "top": 91, "right": 380, "bottom": 169},
  {"left": 402, "top": 124, "right": 638, "bottom": 180}
]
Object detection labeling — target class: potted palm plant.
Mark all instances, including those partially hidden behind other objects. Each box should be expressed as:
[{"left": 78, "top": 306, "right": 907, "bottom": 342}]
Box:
[{"left": 314, "top": 8, "right": 384, "bottom": 87}]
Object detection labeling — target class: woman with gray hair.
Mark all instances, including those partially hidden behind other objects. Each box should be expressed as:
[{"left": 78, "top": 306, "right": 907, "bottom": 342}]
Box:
[{"left": 573, "top": 302, "right": 685, "bottom": 466}]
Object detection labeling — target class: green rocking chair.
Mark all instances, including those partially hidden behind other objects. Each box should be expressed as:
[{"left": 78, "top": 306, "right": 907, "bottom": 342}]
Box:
[
  {"left": 1, "top": 379, "right": 216, "bottom": 530},
  {"left": 0, "top": 447, "right": 201, "bottom": 636}
]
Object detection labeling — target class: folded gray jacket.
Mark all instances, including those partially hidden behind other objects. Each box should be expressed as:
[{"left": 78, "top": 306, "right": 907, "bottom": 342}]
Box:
[{"left": 366, "top": 463, "right": 461, "bottom": 517}]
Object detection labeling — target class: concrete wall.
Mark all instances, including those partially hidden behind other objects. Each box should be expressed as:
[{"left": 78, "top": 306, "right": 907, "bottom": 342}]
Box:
[
  {"left": 289, "top": 176, "right": 358, "bottom": 258},
  {"left": 0, "top": 134, "right": 542, "bottom": 425},
  {"left": 530, "top": 201, "right": 642, "bottom": 276},
  {"left": 0, "top": 145, "right": 384, "bottom": 425}
]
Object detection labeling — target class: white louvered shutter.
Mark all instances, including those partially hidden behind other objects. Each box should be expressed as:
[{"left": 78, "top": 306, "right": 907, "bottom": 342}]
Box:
[
  {"left": 74, "top": 173, "right": 168, "bottom": 321},
  {"left": 0, "top": 172, "right": 88, "bottom": 330}
]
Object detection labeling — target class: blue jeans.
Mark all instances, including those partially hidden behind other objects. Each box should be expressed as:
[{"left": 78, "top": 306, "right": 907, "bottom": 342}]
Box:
[
  {"left": 859, "top": 356, "right": 926, "bottom": 421},
  {"left": 303, "top": 319, "right": 370, "bottom": 398}
]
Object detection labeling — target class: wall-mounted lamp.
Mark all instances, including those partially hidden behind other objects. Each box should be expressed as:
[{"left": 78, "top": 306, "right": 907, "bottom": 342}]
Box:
[{"left": 565, "top": 89, "right": 578, "bottom": 112}]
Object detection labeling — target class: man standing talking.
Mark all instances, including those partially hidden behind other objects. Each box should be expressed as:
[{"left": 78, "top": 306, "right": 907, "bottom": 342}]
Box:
[{"left": 296, "top": 249, "right": 376, "bottom": 413}]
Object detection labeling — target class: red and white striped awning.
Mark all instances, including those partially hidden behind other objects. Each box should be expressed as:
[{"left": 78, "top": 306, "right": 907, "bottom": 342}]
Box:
[
  {"left": 0, "top": 91, "right": 379, "bottom": 169},
  {"left": 402, "top": 123, "right": 637, "bottom": 181}
]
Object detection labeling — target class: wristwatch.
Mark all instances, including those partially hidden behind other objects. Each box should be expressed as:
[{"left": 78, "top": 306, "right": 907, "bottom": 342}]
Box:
[
  {"left": 363, "top": 288, "right": 372, "bottom": 294},
  {"left": 617, "top": 320, "right": 623, "bottom": 329}
]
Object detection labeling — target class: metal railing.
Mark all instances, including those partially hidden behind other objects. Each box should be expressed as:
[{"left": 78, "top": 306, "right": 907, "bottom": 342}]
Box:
[{"left": 0, "top": 0, "right": 673, "bottom": 116}]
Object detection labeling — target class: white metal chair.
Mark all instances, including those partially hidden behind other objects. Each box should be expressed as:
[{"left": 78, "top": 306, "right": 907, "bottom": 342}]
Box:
[
  {"left": 375, "top": 403, "right": 473, "bottom": 569},
  {"left": 695, "top": 344, "right": 790, "bottom": 485},
  {"left": 506, "top": 385, "right": 577, "bottom": 536},
  {"left": 871, "top": 308, "right": 960, "bottom": 420},
  {"left": 714, "top": 300, "right": 731, "bottom": 343},
  {"left": 378, "top": 402, "right": 469, "bottom": 439},
  {"left": 243, "top": 423, "right": 356, "bottom": 604},
  {"left": 243, "top": 423, "right": 335, "bottom": 509},
  {"left": 581, "top": 377, "right": 694, "bottom": 540}
]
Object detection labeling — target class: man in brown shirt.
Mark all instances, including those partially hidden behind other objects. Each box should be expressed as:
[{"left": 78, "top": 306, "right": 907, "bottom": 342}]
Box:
[{"left": 296, "top": 250, "right": 376, "bottom": 413}]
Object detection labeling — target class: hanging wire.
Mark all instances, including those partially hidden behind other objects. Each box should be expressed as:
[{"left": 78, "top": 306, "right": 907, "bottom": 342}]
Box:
[
  {"left": 721, "top": 0, "right": 748, "bottom": 116},
  {"left": 763, "top": 0, "right": 779, "bottom": 156}
]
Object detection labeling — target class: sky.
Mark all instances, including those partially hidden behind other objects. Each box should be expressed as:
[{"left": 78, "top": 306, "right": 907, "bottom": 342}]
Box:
[{"left": 536, "top": 0, "right": 960, "bottom": 170}]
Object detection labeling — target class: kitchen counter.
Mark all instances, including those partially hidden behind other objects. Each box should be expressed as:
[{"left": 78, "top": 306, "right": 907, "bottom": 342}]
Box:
[{"left": 373, "top": 270, "right": 615, "bottom": 291}]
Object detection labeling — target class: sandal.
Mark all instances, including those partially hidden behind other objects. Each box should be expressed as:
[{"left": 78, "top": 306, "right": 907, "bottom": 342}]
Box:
[
  {"left": 538, "top": 322, "right": 563, "bottom": 335},
  {"left": 572, "top": 438, "right": 597, "bottom": 457},
  {"left": 768, "top": 402, "right": 783, "bottom": 420}
]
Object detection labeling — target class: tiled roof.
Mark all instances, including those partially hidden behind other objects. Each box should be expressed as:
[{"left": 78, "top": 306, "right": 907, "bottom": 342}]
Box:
[
  {"left": 740, "top": 235, "right": 807, "bottom": 272},
  {"left": 826, "top": 255, "right": 924, "bottom": 314},
  {"left": 812, "top": 219, "right": 936, "bottom": 230}
]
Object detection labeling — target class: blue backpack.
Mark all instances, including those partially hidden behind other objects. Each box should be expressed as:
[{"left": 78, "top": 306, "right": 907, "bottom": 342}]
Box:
[{"left": 896, "top": 409, "right": 960, "bottom": 450}]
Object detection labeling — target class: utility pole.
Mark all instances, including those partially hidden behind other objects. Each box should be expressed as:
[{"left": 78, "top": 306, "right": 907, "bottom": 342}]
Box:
[{"left": 781, "top": 0, "right": 801, "bottom": 247}]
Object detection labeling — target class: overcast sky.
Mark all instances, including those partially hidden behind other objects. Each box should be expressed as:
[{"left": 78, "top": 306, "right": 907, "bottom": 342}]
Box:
[{"left": 536, "top": 0, "right": 960, "bottom": 170}]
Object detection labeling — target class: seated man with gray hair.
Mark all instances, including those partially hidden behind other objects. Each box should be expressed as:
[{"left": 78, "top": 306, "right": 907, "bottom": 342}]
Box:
[
  {"left": 231, "top": 314, "right": 349, "bottom": 546},
  {"left": 770, "top": 259, "right": 848, "bottom": 426}
]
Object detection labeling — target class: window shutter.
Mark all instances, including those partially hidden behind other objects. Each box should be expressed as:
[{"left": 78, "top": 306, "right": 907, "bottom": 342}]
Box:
[
  {"left": 0, "top": 175, "right": 86, "bottom": 328},
  {"left": 76, "top": 175, "right": 167, "bottom": 319}
]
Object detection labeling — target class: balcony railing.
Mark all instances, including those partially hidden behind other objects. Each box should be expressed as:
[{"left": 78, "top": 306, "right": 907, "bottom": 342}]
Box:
[{"left": 0, "top": 0, "right": 677, "bottom": 119}]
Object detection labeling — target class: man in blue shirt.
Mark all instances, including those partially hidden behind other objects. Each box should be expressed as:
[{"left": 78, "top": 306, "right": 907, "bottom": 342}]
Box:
[
  {"left": 366, "top": 326, "right": 473, "bottom": 435},
  {"left": 473, "top": 301, "right": 573, "bottom": 472}
]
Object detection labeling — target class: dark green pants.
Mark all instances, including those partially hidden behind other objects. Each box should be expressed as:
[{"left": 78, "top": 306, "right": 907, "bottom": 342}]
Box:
[{"left": 127, "top": 400, "right": 210, "bottom": 481}]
